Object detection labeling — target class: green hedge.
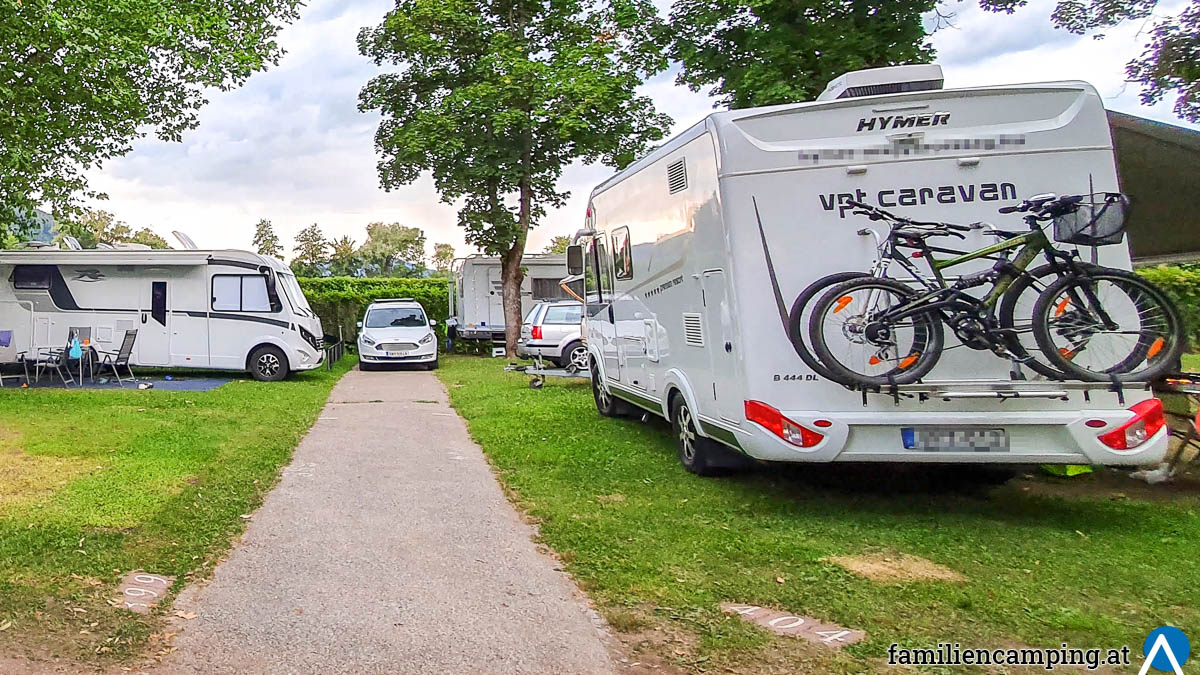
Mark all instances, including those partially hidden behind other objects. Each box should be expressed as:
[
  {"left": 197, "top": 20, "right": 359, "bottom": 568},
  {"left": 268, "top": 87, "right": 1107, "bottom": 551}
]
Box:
[
  {"left": 298, "top": 277, "right": 450, "bottom": 343},
  {"left": 1136, "top": 265, "right": 1200, "bottom": 348}
]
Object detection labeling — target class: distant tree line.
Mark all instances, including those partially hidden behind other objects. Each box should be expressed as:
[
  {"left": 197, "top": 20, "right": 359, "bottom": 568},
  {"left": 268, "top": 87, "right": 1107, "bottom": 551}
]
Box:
[{"left": 251, "top": 219, "right": 457, "bottom": 279}]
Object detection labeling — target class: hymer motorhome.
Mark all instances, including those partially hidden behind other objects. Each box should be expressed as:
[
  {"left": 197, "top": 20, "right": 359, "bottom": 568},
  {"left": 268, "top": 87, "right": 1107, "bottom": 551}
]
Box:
[
  {"left": 569, "top": 65, "right": 1168, "bottom": 475},
  {"left": 0, "top": 248, "right": 324, "bottom": 381}
]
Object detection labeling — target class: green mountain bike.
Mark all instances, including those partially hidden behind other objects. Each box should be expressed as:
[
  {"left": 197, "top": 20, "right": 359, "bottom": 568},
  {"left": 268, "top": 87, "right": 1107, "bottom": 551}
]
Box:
[{"left": 805, "top": 193, "right": 1183, "bottom": 387}]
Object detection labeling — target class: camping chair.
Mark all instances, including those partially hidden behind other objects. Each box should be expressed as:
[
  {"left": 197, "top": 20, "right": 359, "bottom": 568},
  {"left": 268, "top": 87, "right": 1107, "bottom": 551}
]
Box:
[
  {"left": 18, "top": 340, "right": 76, "bottom": 387},
  {"left": 97, "top": 330, "right": 137, "bottom": 386}
]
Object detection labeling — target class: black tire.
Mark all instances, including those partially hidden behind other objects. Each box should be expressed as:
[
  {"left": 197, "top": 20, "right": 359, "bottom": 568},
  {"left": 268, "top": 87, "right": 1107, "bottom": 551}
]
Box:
[
  {"left": 426, "top": 358, "right": 439, "bottom": 371},
  {"left": 358, "top": 360, "right": 373, "bottom": 372},
  {"left": 669, "top": 395, "right": 740, "bottom": 476},
  {"left": 1031, "top": 268, "right": 1184, "bottom": 382},
  {"left": 808, "top": 277, "right": 944, "bottom": 387},
  {"left": 998, "top": 263, "right": 1103, "bottom": 380},
  {"left": 249, "top": 345, "right": 288, "bottom": 382},
  {"left": 591, "top": 359, "right": 630, "bottom": 417},
  {"left": 787, "top": 272, "right": 871, "bottom": 382},
  {"left": 559, "top": 341, "right": 589, "bottom": 372}
]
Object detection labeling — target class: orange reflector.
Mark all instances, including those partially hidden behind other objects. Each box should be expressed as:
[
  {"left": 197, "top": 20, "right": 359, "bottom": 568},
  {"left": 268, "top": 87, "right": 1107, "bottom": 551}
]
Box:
[
  {"left": 1054, "top": 297, "right": 1071, "bottom": 317},
  {"left": 833, "top": 296, "right": 853, "bottom": 314},
  {"left": 868, "top": 356, "right": 881, "bottom": 365},
  {"left": 1147, "top": 337, "right": 1165, "bottom": 359},
  {"left": 1059, "top": 347, "right": 1076, "bottom": 360},
  {"left": 898, "top": 354, "right": 919, "bottom": 369}
]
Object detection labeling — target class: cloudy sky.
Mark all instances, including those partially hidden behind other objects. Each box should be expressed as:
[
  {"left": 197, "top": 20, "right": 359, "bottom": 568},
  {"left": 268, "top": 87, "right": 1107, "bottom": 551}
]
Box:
[{"left": 85, "top": 0, "right": 1196, "bottom": 258}]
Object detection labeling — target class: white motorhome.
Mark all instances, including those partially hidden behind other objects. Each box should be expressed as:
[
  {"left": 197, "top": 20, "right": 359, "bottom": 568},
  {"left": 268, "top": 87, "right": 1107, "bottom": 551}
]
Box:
[
  {"left": 574, "top": 65, "right": 1168, "bottom": 475},
  {"left": 449, "top": 253, "right": 571, "bottom": 340},
  {"left": 0, "top": 248, "right": 324, "bottom": 381}
]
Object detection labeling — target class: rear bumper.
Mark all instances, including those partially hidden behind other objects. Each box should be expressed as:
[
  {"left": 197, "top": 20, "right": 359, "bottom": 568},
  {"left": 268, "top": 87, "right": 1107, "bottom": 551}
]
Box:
[
  {"left": 710, "top": 409, "right": 1169, "bottom": 466},
  {"left": 517, "top": 341, "right": 562, "bottom": 359}
]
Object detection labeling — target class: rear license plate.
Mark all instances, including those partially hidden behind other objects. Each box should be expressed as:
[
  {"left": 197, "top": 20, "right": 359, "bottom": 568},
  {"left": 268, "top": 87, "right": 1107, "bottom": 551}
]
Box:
[
  {"left": 902, "top": 427, "right": 1009, "bottom": 452},
  {"left": 386, "top": 351, "right": 410, "bottom": 357}
]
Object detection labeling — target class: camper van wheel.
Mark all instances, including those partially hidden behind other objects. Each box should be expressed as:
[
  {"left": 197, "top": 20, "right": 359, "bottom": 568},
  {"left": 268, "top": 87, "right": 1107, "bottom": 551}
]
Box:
[
  {"left": 591, "top": 362, "right": 630, "bottom": 417},
  {"left": 670, "top": 396, "right": 737, "bottom": 476},
  {"left": 249, "top": 345, "right": 288, "bottom": 382}
]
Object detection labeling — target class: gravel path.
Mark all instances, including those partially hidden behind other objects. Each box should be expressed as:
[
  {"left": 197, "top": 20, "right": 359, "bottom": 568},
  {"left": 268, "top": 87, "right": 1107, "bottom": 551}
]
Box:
[{"left": 157, "top": 367, "right": 617, "bottom": 674}]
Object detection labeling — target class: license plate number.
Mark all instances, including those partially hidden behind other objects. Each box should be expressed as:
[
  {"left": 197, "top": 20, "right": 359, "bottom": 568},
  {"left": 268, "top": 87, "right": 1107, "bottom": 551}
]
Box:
[
  {"left": 902, "top": 427, "right": 1009, "bottom": 452},
  {"left": 386, "top": 351, "right": 409, "bottom": 357}
]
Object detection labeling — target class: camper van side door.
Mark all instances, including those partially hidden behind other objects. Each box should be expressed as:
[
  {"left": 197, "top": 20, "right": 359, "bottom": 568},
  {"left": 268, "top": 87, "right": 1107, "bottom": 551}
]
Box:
[
  {"left": 701, "top": 270, "right": 740, "bottom": 422},
  {"left": 139, "top": 280, "right": 171, "bottom": 365}
]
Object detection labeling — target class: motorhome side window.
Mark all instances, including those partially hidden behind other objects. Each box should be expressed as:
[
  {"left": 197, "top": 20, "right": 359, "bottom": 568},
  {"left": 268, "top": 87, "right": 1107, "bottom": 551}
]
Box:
[
  {"left": 212, "top": 275, "right": 274, "bottom": 312},
  {"left": 612, "top": 227, "right": 632, "bottom": 280},
  {"left": 12, "top": 265, "right": 53, "bottom": 289}
]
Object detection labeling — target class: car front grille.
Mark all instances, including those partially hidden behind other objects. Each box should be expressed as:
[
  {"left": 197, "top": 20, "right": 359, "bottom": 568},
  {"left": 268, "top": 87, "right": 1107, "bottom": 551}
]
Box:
[{"left": 378, "top": 342, "right": 419, "bottom": 351}]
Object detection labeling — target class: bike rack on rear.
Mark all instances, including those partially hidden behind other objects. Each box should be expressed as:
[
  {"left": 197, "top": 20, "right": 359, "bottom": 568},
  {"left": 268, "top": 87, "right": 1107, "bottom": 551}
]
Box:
[{"left": 849, "top": 376, "right": 1144, "bottom": 406}]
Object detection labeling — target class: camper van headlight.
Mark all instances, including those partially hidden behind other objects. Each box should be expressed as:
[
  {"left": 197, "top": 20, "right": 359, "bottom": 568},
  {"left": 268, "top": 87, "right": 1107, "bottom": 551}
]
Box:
[
  {"left": 361, "top": 334, "right": 376, "bottom": 346},
  {"left": 419, "top": 332, "right": 434, "bottom": 345}
]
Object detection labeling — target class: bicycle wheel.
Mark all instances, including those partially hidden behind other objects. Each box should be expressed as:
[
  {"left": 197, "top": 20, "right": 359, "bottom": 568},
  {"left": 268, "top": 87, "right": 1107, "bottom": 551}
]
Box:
[
  {"left": 787, "top": 271, "right": 870, "bottom": 382},
  {"left": 998, "top": 263, "right": 1098, "bottom": 380},
  {"left": 1032, "top": 269, "right": 1184, "bottom": 382},
  {"left": 808, "top": 277, "right": 944, "bottom": 387}
]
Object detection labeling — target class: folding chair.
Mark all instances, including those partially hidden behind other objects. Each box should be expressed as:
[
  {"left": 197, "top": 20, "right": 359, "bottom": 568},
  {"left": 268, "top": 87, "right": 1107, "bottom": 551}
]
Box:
[
  {"left": 17, "top": 341, "right": 76, "bottom": 387},
  {"left": 97, "top": 330, "right": 137, "bottom": 386}
]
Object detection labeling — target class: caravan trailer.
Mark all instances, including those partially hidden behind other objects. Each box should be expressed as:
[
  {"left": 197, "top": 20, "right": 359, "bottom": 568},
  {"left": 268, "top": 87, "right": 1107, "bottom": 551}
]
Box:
[
  {"left": 573, "top": 65, "right": 1168, "bottom": 475},
  {"left": 0, "top": 248, "right": 324, "bottom": 381},
  {"left": 449, "top": 253, "right": 571, "bottom": 340}
]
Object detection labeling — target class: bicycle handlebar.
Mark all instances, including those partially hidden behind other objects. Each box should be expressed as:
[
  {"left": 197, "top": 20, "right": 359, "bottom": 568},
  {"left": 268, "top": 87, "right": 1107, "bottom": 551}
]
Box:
[{"left": 845, "top": 200, "right": 974, "bottom": 233}]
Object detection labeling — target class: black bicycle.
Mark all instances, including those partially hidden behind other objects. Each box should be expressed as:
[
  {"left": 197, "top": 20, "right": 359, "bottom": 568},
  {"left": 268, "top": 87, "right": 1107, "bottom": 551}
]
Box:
[{"left": 799, "top": 193, "right": 1183, "bottom": 387}]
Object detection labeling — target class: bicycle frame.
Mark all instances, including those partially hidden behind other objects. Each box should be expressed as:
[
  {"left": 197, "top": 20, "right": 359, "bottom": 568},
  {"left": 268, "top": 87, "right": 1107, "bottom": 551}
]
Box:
[{"left": 873, "top": 226, "right": 1073, "bottom": 328}]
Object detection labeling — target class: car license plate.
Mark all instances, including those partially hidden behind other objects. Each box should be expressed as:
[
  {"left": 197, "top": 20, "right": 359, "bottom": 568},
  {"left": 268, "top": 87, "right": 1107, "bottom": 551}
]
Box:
[
  {"left": 386, "top": 350, "right": 409, "bottom": 357},
  {"left": 901, "top": 427, "right": 1009, "bottom": 452}
]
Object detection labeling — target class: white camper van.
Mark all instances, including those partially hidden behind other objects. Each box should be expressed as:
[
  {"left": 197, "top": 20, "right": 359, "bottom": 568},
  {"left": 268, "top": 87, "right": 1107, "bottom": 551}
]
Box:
[
  {"left": 573, "top": 65, "right": 1168, "bottom": 475},
  {"left": 0, "top": 248, "right": 324, "bottom": 381},
  {"left": 449, "top": 253, "right": 571, "bottom": 340}
]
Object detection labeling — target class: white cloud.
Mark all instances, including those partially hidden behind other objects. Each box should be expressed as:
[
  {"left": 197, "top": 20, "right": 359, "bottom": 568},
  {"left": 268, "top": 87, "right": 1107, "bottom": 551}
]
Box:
[{"left": 85, "top": 0, "right": 1198, "bottom": 257}]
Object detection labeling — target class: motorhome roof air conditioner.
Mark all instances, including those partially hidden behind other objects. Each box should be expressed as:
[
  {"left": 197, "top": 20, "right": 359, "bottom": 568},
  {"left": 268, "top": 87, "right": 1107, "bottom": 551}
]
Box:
[{"left": 816, "top": 64, "right": 944, "bottom": 101}]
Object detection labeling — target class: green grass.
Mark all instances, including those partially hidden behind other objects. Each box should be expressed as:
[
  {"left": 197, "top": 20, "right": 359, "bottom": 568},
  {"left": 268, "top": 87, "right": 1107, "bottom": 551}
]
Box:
[
  {"left": 0, "top": 358, "right": 352, "bottom": 663},
  {"left": 438, "top": 355, "right": 1199, "bottom": 673}
]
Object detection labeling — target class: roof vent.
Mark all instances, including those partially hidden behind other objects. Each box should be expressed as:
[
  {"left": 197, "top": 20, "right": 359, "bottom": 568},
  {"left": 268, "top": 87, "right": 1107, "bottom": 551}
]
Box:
[{"left": 817, "top": 64, "right": 944, "bottom": 101}]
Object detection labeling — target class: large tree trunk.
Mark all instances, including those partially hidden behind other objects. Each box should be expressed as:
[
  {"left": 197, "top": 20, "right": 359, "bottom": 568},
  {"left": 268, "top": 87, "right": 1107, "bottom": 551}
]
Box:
[
  {"left": 500, "top": 145, "right": 533, "bottom": 357},
  {"left": 500, "top": 238, "right": 525, "bottom": 357}
]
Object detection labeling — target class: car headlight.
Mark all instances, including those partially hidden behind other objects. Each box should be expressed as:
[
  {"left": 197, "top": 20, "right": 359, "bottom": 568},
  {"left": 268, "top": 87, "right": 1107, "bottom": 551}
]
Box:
[
  {"left": 419, "top": 333, "right": 434, "bottom": 345},
  {"left": 361, "top": 334, "right": 376, "bottom": 346}
]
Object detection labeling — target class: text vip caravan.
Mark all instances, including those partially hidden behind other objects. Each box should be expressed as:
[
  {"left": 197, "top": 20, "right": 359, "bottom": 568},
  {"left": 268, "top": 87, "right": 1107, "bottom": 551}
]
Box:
[
  {"left": 857, "top": 111, "right": 950, "bottom": 132},
  {"left": 821, "top": 182, "right": 1018, "bottom": 218}
]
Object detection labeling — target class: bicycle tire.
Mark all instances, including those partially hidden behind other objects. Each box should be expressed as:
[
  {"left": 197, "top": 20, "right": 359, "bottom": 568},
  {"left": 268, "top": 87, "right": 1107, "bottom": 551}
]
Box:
[
  {"left": 1031, "top": 268, "right": 1184, "bottom": 382},
  {"left": 787, "top": 271, "right": 871, "bottom": 382},
  {"left": 808, "top": 277, "right": 945, "bottom": 387},
  {"left": 997, "top": 263, "right": 1099, "bottom": 380}
]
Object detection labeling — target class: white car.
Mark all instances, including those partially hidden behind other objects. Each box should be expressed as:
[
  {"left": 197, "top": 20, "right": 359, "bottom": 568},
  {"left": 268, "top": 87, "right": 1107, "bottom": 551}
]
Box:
[{"left": 357, "top": 299, "right": 439, "bottom": 370}]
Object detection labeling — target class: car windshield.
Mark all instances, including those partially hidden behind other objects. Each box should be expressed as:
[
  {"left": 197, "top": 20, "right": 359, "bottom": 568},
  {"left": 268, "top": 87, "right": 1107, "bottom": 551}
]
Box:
[{"left": 366, "top": 307, "right": 427, "bottom": 328}]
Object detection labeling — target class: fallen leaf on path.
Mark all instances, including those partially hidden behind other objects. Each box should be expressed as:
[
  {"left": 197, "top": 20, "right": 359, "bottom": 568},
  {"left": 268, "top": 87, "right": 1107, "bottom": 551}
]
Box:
[
  {"left": 174, "top": 611, "right": 196, "bottom": 620},
  {"left": 776, "top": 576, "right": 786, "bottom": 584},
  {"left": 0, "top": 620, "right": 12, "bottom": 631}
]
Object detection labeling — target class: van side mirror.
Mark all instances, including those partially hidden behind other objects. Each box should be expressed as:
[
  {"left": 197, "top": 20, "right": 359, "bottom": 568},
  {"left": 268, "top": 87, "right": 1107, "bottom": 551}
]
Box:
[
  {"left": 566, "top": 244, "right": 584, "bottom": 275},
  {"left": 356, "top": 321, "right": 363, "bottom": 329},
  {"left": 429, "top": 319, "right": 437, "bottom": 326}
]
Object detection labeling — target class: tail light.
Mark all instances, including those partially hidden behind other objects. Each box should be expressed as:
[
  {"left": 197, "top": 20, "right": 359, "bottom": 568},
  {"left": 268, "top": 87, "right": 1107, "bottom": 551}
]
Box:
[
  {"left": 1098, "top": 398, "right": 1165, "bottom": 450},
  {"left": 744, "top": 400, "right": 824, "bottom": 448},
  {"left": 531, "top": 325, "right": 543, "bottom": 340}
]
